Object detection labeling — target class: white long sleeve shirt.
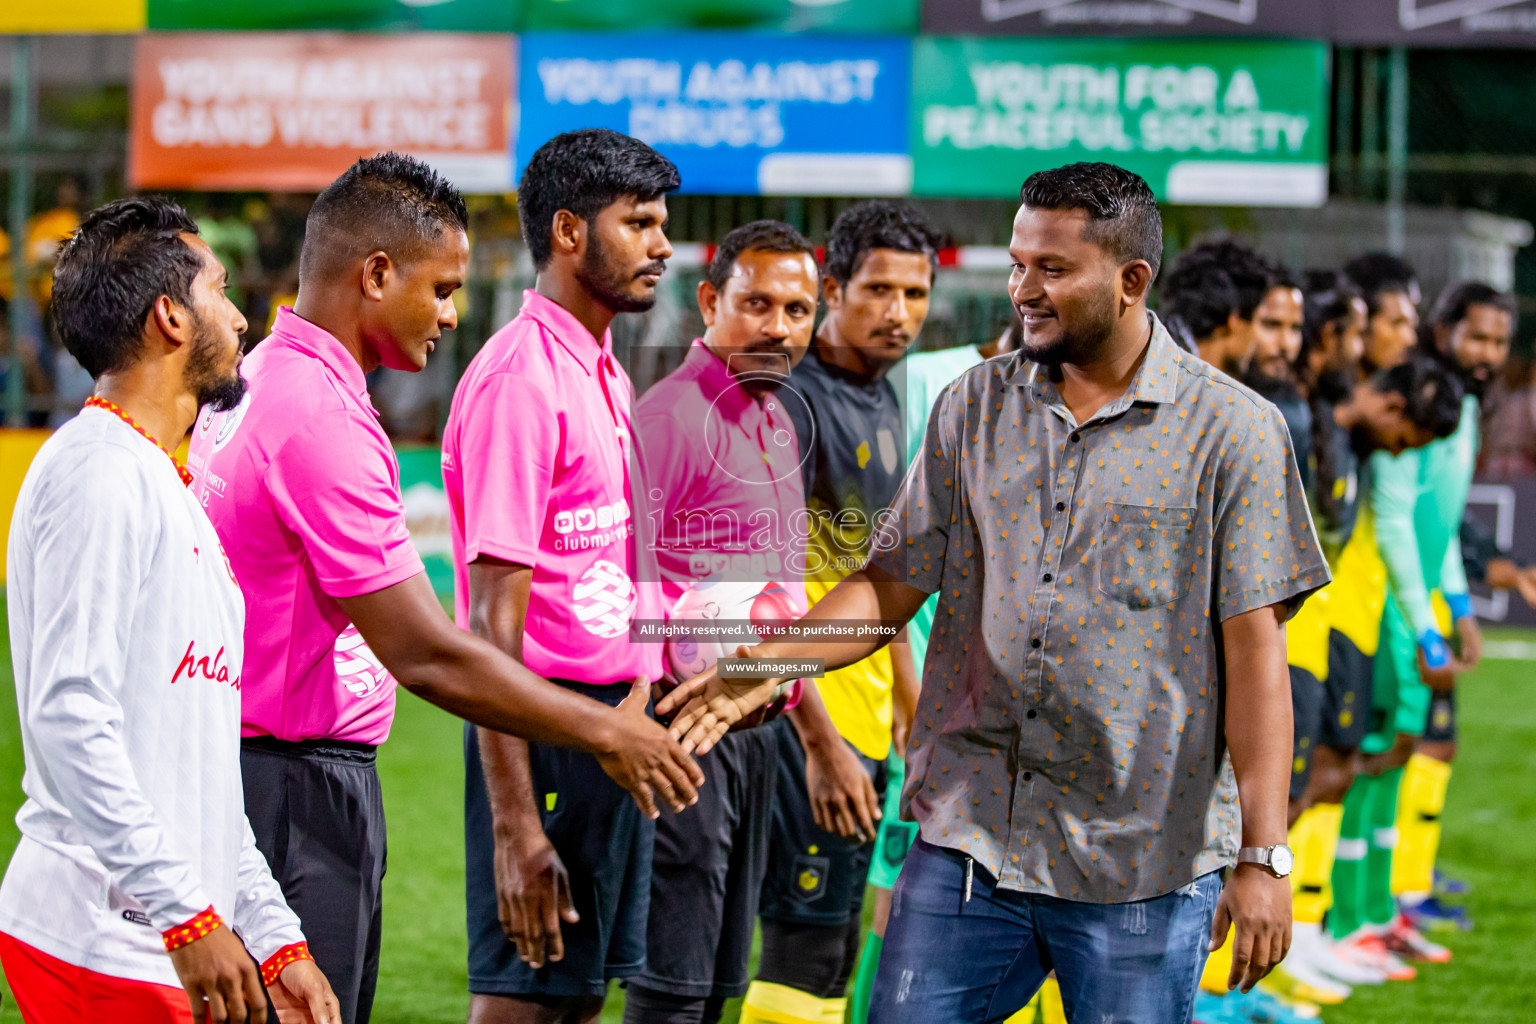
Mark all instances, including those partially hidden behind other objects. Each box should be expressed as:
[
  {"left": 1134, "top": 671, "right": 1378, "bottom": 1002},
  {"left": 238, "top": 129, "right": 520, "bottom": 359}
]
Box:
[{"left": 0, "top": 407, "right": 305, "bottom": 987}]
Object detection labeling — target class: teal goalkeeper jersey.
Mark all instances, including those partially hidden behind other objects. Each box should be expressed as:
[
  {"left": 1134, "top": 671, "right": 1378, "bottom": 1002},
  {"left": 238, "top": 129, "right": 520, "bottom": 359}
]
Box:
[
  {"left": 890, "top": 344, "right": 987, "bottom": 680},
  {"left": 1369, "top": 393, "right": 1479, "bottom": 637}
]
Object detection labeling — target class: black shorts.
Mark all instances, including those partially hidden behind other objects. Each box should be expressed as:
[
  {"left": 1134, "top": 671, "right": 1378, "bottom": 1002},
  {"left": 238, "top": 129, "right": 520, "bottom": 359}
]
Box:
[
  {"left": 632, "top": 725, "right": 778, "bottom": 1000},
  {"left": 759, "top": 717, "right": 885, "bottom": 927},
  {"left": 241, "top": 737, "right": 385, "bottom": 1024},
  {"left": 1320, "top": 630, "right": 1372, "bottom": 750},
  {"left": 1289, "top": 664, "right": 1325, "bottom": 802},
  {"left": 464, "top": 680, "right": 654, "bottom": 998},
  {"left": 1423, "top": 690, "right": 1457, "bottom": 744}
]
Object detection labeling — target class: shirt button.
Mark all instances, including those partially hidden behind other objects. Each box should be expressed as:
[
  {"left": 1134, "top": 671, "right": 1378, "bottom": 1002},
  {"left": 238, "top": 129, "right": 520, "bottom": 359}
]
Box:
[
  {"left": 1023, "top": 771, "right": 1034, "bottom": 781},
  {"left": 1042, "top": 573, "right": 1053, "bottom": 583},
  {"left": 1055, "top": 501, "right": 1065, "bottom": 512},
  {"left": 1070, "top": 432, "right": 1081, "bottom": 443},
  {"left": 1027, "top": 709, "right": 1038, "bottom": 719},
  {"left": 1030, "top": 637, "right": 1042, "bottom": 648}
]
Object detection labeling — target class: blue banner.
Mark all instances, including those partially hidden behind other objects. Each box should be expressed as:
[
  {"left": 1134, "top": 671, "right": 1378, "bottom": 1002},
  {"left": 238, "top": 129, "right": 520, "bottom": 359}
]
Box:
[{"left": 516, "top": 32, "right": 912, "bottom": 195}]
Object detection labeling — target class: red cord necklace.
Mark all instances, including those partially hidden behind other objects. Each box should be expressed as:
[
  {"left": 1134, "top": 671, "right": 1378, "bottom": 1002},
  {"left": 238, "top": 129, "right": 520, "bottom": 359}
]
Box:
[{"left": 84, "top": 396, "right": 194, "bottom": 487}]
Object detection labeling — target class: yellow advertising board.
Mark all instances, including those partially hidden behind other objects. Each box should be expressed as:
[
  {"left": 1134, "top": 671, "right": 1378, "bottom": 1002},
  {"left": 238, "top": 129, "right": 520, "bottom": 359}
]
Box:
[
  {"left": 0, "top": 430, "right": 50, "bottom": 585},
  {"left": 0, "top": 0, "right": 146, "bottom": 33}
]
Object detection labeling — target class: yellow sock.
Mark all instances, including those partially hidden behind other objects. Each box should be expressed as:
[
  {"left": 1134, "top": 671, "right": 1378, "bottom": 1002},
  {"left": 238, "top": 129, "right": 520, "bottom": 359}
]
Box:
[
  {"left": 740, "top": 981, "right": 831, "bottom": 1024},
  {"left": 1291, "top": 802, "right": 1344, "bottom": 924},
  {"left": 1039, "top": 978, "right": 1066, "bottom": 1024},
  {"left": 1003, "top": 991, "right": 1041, "bottom": 1023},
  {"left": 821, "top": 996, "right": 848, "bottom": 1024},
  {"left": 1392, "top": 753, "right": 1451, "bottom": 896},
  {"left": 1200, "top": 927, "right": 1234, "bottom": 995}
]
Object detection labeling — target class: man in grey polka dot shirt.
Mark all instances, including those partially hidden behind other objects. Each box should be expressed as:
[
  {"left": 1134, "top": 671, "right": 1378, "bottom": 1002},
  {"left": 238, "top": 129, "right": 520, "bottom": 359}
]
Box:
[{"left": 661, "top": 163, "right": 1329, "bottom": 1024}]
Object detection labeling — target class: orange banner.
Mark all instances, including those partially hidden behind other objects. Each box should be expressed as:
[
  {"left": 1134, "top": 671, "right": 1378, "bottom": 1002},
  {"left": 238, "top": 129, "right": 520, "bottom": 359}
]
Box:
[{"left": 129, "top": 32, "right": 515, "bottom": 192}]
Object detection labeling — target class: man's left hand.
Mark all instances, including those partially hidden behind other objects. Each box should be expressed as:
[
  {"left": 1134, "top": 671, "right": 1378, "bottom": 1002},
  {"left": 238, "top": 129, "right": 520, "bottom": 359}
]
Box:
[
  {"left": 1210, "top": 865, "right": 1291, "bottom": 993},
  {"left": 268, "top": 959, "right": 340, "bottom": 1024}
]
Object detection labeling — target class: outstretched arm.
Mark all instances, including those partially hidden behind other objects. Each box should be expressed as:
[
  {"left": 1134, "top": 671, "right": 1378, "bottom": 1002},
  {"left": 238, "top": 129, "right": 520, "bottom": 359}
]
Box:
[
  {"left": 658, "top": 562, "right": 929, "bottom": 754},
  {"left": 337, "top": 573, "right": 701, "bottom": 818}
]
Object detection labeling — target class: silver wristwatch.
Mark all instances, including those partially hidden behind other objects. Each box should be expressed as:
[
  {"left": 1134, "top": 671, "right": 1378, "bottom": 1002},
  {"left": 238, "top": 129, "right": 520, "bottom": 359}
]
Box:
[{"left": 1237, "top": 844, "right": 1294, "bottom": 878}]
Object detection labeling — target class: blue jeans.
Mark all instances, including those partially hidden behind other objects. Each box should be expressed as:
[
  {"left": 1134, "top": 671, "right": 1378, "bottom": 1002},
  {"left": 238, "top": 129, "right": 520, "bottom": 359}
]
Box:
[{"left": 869, "top": 840, "right": 1221, "bottom": 1024}]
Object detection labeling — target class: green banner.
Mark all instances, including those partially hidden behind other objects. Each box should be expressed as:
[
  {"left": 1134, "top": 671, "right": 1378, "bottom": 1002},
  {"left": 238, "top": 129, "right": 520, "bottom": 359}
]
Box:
[
  {"left": 148, "top": 0, "right": 918, "bottom": 32},
  {"left": 148, "top": 0, "right": 519, "bottom": 31},
  {"left": 912, "top": 38, "right": 1330, "bottom": 207},
  {"left": 396, "top": 445, "right": 456, "bottom": 601}
]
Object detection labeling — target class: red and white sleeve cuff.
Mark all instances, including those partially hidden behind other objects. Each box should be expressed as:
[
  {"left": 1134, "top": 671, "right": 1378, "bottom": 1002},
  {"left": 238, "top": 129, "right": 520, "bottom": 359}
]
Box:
[
  {"left": 260, "top": 942, "right": 315, "bottom": 987},
  {"left": 162, "top": 905, "right": 223, "bottom": 952}
]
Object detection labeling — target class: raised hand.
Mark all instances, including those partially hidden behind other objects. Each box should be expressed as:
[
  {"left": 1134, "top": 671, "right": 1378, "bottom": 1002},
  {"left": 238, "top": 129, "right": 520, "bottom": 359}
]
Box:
[{"left": 654, "top": 645, "right": 783, "bottom": 756}]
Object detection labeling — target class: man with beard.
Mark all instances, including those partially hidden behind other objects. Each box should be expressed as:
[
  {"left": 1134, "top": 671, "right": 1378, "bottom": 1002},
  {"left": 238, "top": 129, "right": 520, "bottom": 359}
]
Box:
[
  {"left": 1, "top": 197, "right": 339, "bottom": 1024},
  {"left": 1333, "top": 283, "right": 1515, "bottom": 959},
  {"left": 733, "top": 200, "right": 937, "bottom": 1024},
  {"left": 661, "top": 163, "right": 1329, "bottom": 1023},
  {"left": 1345, "top": 253, "right": 1421, "bottom": 376},
  {"left": 1159, "top": 240, "right": 1283, "bottom": 376},
  {"left": 441, "top": 130, "right": 704, "bottom": 1024},
  {"left": 192, "top": 151, "right": 701, "bottom": 1024},
  {"left": 848, "top": 316, "right": 1029, "bottom": 1024},
  {"left": 1269, "top": 346, "right": 1463, "bottom": 1009},
  {"left": 625, "top": 220, "right": 873, "bottom": 1024}
]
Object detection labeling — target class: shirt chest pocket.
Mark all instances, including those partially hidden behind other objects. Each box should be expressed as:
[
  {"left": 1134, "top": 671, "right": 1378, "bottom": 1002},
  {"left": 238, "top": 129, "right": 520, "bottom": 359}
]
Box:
[{"left": 1095, "top": 503, "right": 1198, "bottom": 610}]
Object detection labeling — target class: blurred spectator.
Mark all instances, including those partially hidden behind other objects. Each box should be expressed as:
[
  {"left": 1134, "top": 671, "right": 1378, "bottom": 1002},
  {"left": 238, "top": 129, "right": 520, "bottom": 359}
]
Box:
[
  {"left": 196, "top": 194, "right": 260, "bottom": 313},
  {"left": 250, "top": 193, "right": 312, "bottom": 335},
  {"left": 1481, "top": 356, "right": 1536, "bottom": 475},
  {"left": 21, "top": 178, "right": 87, "bottom": 425}
]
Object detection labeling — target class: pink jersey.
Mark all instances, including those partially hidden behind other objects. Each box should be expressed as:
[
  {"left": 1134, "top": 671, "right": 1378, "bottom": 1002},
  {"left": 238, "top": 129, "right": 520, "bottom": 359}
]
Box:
[
  {"left": 442, "top": 290, "right": 663, "bottom": 685},
  {"left": 188, "top": 307, "right": 423, "bottom": 746},
  {"left": 636, "top": 338, "right": 809, "bottom": 615}
]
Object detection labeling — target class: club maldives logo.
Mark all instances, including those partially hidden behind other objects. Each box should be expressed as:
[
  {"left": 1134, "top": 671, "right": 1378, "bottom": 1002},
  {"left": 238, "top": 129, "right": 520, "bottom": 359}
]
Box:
[
  {"left": 196, "top": 393, "right": 250, "bottom": 455},
  {"left": 334, "top": 625, "right": 390, "bottom": 700},
  {"left": 573, "top": 559, "right": 638, "bottom": 639},
  {"left": 171, "top": 640, "right": 241, "bottom": 690}
]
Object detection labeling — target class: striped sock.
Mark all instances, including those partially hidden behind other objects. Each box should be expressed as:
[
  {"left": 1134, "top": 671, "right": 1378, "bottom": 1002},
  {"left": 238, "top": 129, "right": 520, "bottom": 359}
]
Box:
[
  {"left": 740, "top": 981, "right": 831, "bottom": 1024},
  {"left": 848, "top": 931, "right": 881, "bottom": 1024},
  {"left": 1364, "top": 765, "right": 1406, "bottom": 927},
  {"left": 1391, "top": 753, "right": 1451, "bottom": 898},
  {"left": 1038, "top": 977, "right": 1067, "bottom": 1024},
  {"left": 1330, "top": 775, "right": 1375, "bottom": 938},
  {"left": 1290, "top": 802, "right": 1344, "bottom": 925}
]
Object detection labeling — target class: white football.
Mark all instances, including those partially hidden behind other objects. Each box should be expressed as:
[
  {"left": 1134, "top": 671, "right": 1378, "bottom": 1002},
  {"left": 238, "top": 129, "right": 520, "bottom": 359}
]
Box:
[{"left": 661, "top": 579, "right": 800, "bottom": 729}]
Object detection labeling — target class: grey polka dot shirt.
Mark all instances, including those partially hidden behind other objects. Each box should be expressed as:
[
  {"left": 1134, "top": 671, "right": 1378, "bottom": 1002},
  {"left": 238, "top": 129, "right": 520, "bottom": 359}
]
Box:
[{"left": 871, "top": 314, "right": 1328, "bottom": 903}]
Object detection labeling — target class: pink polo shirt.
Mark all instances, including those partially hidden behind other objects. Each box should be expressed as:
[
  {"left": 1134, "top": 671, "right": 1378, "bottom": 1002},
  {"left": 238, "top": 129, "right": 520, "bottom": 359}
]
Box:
[
  {"left": 442, "top": 290, "right": 663, "bottom": 685},
  {"left": 188, "top": 307, "right": 423, "bottom": 745},
  {"left": 636, "top": 339, "right": 810, "bottom": 615}
]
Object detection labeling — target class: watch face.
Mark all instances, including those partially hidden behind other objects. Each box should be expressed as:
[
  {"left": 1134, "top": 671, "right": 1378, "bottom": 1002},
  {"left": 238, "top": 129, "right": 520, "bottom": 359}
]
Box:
[{"left": 1270, "top": 845, "right": 1295, "bottom": 877}]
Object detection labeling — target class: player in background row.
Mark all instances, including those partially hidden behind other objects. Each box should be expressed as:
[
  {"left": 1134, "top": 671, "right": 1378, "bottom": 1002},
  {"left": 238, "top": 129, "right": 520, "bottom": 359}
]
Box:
[
  {"left": 1333, "top": 281, "right": 1516, "bottom": 969},
  {"left": 1181, "top": 256, "right": 1467, "bottom": 1021},
  {"left": 441, "top": 130, "right": 708, "bottom": 1024},
  {"left": 191, "top": 151, "right": 701, "bottom": 1024},
  {"left": 1160, "top": 239, "right": 1301, "bottom": 386},
  {"left": 1, "top": 197, "right": 338, "bottom": 1024},
  {"left": 666, "top": 163, "right": 1325, "bottom": 1024},
  {"left": 734, "top": 200, "right": 938, "bottom": 1024},
  {"left": 628, "top": 220, "right": 852, "bottom": 1024}
]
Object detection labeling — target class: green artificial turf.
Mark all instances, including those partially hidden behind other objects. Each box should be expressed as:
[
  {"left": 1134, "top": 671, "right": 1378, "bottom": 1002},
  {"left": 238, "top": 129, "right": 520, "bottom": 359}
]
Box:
[{"left": 1, "top": 602, "right": 1532, "bottom": 1022}]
